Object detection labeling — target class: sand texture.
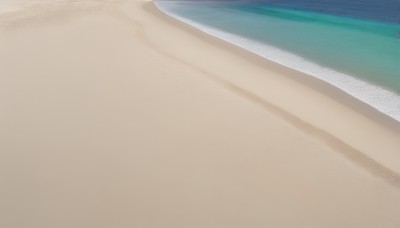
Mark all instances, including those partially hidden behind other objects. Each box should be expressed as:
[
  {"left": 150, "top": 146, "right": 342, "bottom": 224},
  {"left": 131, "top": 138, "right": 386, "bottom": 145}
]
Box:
[{"left": 1, "top": 1, "right": 400, "bottom": 227}]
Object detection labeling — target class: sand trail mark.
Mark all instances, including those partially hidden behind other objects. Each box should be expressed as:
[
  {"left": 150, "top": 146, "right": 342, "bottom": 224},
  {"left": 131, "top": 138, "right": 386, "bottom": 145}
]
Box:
[{"left": 110, "top": 2, "right": 400, "bottom": 189}]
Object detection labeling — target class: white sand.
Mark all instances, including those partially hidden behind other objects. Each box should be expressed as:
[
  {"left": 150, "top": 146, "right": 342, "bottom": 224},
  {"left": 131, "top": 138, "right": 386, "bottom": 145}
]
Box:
[{"left": 1, "top": 1, "right": 400, "bottom": 227}]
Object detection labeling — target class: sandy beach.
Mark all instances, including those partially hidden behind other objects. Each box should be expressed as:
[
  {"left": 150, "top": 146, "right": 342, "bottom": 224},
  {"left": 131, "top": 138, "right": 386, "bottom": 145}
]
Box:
[{"left": 1, "top": 0, "right": 400, "bottom": 227}]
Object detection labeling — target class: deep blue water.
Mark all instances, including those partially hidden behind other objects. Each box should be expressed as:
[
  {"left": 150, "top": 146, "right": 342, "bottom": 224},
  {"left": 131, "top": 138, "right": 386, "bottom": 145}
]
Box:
[{"left": 240, "top": 0, "right": 400, "bottom": 24}]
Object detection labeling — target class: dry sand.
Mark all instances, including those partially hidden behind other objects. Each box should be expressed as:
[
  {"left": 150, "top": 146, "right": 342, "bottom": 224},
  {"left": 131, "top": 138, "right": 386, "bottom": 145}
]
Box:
[{"left": 1, "top": 0, "right": 400, "bottom": 227}]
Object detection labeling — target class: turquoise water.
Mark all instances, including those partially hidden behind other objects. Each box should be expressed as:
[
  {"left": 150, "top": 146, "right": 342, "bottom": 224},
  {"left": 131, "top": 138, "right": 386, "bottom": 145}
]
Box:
[
  {"left": 156, "top": 1, "right": 400, "bottom": 121},
  {"left": 216, "top": 4, "right": 400, "bottom": 90}
]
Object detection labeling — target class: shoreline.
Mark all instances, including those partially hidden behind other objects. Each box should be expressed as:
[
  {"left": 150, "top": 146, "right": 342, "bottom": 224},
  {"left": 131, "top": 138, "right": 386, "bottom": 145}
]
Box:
[
  {"left": 145, "top": 1, "right": 400, "bottom": 175},
  {"left": 152, "top": 1, "right": 400, "bottom": 133}
]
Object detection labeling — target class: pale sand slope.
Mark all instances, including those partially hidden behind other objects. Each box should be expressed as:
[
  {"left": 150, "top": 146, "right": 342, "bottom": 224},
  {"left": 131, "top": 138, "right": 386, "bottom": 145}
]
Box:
[{"left": 1, "top": 0, "right": 400, "bottom": 227}]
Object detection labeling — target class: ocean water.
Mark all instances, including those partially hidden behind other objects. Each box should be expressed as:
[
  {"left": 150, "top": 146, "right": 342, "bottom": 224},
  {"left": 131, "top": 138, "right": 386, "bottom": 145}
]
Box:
[{"left": 155, "top": 0, "right": 400, "bottom": 121}]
